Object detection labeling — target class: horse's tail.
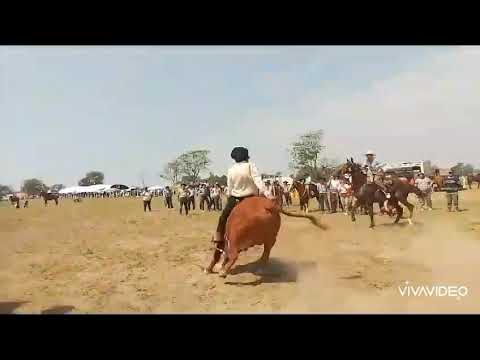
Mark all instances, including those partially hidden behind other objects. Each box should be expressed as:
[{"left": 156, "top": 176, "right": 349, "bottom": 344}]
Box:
[{"left": 279, "top": 209, "right": 328, "bottom": 230}]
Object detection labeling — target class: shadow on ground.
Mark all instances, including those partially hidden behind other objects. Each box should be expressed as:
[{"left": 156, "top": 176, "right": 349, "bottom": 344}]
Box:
[
  {"left": 225, "top": 258, "right": 316, "bottom": 286},
  {"left": 0, "top": 301, "right": 29, "bottom": 314},
  {"left": 41, "top": 305, "right": 76, "bottom": 314}
]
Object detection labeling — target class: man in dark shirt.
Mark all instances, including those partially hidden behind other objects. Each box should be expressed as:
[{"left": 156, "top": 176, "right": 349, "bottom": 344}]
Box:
[{"left": 444, "top": 171, "right": 461, "bottom": 212}]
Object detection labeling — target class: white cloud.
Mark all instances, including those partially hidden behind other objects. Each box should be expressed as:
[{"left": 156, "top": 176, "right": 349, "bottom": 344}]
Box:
[{"left": 222, "top": 47, "right": 480, "bottom": 171}]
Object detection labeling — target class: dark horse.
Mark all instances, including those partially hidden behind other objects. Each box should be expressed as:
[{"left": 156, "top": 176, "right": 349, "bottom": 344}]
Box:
[
  {"left": 290, "top": 181, "right": 319, "bottom": 213},
  {"left": 9, "top": 195, "right": 20, "bottom": 209},
  {"left": 342, "top": 158, "right": 424, "bottom": 228},
  {"left": 40, "top": 191, "right": 59, "bottom": 206}
]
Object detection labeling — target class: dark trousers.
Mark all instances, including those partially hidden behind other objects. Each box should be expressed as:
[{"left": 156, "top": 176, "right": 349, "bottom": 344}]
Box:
[
  {"left": 199, "top": 195, "right": 210, "bottom": 211},
  {"left": 283, "top": 192, "right": 292, "bottom": 206},
  {"left": 318, "top": 193, "right": 329, "bottom": 211},
  {"left": 165, "top": 196, "right": 173, "bottom": 208},
  {"left": 446, "top": 192, "right": 459, "bottom": 210},
  {"left": 329, "top": 192, "right": 340, "bottom": 212},
  {"left": 212, "top": 196, "right": 222, "bottom": 211},
  {"left": 179, "top": 197, "right": 189, "bottom": 215},
  {"left": 143, "top": 200, "right": 151, "bottom": 212},
  {"left": 187, "top": 196, "right": 195, "bottom": 210},
  {"left": 216, "top": 196, "right": 247, "bottom": 235}
]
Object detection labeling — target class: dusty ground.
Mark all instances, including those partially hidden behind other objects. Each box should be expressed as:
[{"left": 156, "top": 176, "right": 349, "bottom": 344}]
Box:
[{"left": 1, "top": 190, "right": 480, "bottom": 314}]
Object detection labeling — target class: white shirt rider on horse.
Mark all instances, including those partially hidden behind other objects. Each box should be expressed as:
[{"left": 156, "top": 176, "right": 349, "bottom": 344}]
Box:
[{"left": 363, "top": 150, "right": 386, "bottom": 188}]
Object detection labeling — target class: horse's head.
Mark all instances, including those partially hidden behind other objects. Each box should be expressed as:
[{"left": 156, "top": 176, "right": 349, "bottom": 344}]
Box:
[{"left": 343, "top": 157, "right": 362, "bottom": 176}]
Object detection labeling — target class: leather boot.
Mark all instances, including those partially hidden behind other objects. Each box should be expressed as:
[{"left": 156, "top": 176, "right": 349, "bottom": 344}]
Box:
[{"left": 213, "top": 231, "right": 224, "bottom": 243}]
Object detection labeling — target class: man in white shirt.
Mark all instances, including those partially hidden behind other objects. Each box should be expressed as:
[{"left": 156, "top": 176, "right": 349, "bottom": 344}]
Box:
[
  {"left": 327, "top": 175, "right": 341, "bottom": 213},
  {"left": 142, "top": 188, "right": 153, "bottom": 212},
  {"left": 213, "top": 147, "right": 265, "bottom": 244},
  {"left": 316, "top": 178, "right": 330, "bottom": 212},
  {"left": 414, "top": 173, "right": 433, "bottom": 210},
  {"left": 282, "top": 181, "right": 292, "bottom": 207}
]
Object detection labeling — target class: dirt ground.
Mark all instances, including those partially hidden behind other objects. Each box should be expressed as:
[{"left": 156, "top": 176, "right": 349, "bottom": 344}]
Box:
[{"left": 1, "top": 190, "right": 480, "bottom": 314}]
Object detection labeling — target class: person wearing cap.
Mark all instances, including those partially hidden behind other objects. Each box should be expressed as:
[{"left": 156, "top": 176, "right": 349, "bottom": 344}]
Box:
[
  {"left": 178, "top": 183, "right": 190, "bottom": 215},
  {"left": 210, "top": 183, "right": 222, "bottom": 211},
  {"left": 198, "top": 184, "right": 209, "bottom": 212},
  {"left": 164, "top": 186, "right": 174, "bottom": 209},
  {"left": 142, "top": 187, "right": 153, "bottom": 212},
  {"left": 414, "top": 173, "right": 433, "bottom": 211},
  {"left": 444, "top": 170, "right": 461, "bottom": 212},
  {"left": 282, "top": 181, "right": 292, "bottom": 207},
  {"left": 327, "top": 175, "right": 341, "bottom": 213},
  {"left": 187, "top": 185, "right": 196, "bottom": 211},
  {"left": 213, "top": 146, "right": 264, "bottom": 244},
  {"left": 263, "top": 180, "right": 276, "bottom": 200},
  {"left": 363, "top": 150, "right": 389, "bottom": 207},
  {"left": 316, "top": 177, "right": 330, "bottom": 212}
]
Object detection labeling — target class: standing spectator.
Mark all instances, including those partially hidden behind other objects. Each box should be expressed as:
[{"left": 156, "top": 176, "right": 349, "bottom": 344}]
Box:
[
  {"left": 263, "top": 180, "right": 276, "bottom": 200},
  {"left": 187, "top": 185, "right": 196, "bottom": 211},
  {"left": 327, "top": 175, "right": 341, "bottom": 213},
  {"left": 282, "top": 181, "right": 292, "bottom": 207},
  {"left": 339, "top": 177, "right": 353, "bottom": 215},
  {"left": 178, "top": 184, "right": 189, "bottom": 215},
  {"left": 198, "top": 184, "right": 208, "bottom": 211},
  {"left": 164, "top": 186, "right": 174, "bottom": 209},
  {"left": 211, "top": 183, "right": 221, "bottom": 211},
  {"left": 205, "top": 184, "right": 213, "bottom": 211},
  {"left": 444, "top": 171, "right": 461, "bottom": 212},
  {"left": 316, "top": 178, "right": 330, "bottom": 212},
  {"left": 414, "top": 173, "right": 433, "bottom": 211},
  {"left": 142, "top": 188, "right": 153, "bottom": 212}
]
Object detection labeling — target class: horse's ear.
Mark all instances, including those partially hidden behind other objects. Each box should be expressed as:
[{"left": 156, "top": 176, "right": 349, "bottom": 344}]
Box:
[{"left": 350, "top": 157, "right": 354, "bottom": 163}]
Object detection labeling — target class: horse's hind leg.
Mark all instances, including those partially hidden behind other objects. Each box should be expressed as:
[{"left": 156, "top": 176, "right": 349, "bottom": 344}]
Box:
[{"left": 393, "top": 202, "right": 403, "bottom": 224}]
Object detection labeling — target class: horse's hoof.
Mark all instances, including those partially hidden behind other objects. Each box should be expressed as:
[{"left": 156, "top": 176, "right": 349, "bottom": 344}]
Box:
[
  {"left": 408, "top": 219, "right": 413, "bottom": 225},
  {"left": 219, "top": 270, "right": 227, "bottom": 278},
  {"left": 204, "top": 268, "right": 213, "bottom": 274}
]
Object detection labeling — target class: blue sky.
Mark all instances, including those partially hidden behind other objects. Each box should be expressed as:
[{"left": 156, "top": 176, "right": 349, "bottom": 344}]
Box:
[{"left": 1, "top": 46, "right": 478, "bottom": 189}]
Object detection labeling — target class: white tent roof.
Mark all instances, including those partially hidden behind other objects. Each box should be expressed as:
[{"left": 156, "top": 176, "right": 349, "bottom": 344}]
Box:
[
  {"left": 148, "top": 185, "right": 164, "bottom": 191},
  {"left": 59, "top": 184, "right": 113, "bottom": 194}
]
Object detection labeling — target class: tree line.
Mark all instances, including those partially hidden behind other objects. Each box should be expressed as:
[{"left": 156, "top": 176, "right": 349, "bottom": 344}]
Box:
[{"left": 3, "top": 132, "right": 478, "bottom": 197}]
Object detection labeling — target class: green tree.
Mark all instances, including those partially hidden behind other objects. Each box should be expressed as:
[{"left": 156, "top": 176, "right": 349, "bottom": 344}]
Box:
[
  {"left": 177, "top": 150, "right": 211, "bottom": 184},
  {"left": 451, "top": 163, "right": 474, "bottom": 176},
  {"left": 160, "top": 159, "right": 181, "bottom": 186},
  {"left": 78, "top": 171, "right": 104, "bottom": 186},
  {"left": 0, "top": 185, "right": 13, "bottom": 197},
  {"left": 21, "top": 178, "right": 46, "bottom": 195},
  {"left": 204, "top": 172, "right": 227, "bottom": 185},
  {"left": 289, "top": 130, "right": 325, "bottom": 170}
]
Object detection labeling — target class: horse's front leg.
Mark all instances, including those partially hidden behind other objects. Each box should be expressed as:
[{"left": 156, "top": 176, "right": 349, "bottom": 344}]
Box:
[
  {"left": 399, "top": 198, "right": 414, "bottom": 225},
  {"left": 350, "top": 198, "right": 359, "bottom": 222},
  {"left": 393, "top": 202, "right": 403, "bottom": 224},
  {"left": 368, "top": 203, "right": 375, "bottom": 228}
]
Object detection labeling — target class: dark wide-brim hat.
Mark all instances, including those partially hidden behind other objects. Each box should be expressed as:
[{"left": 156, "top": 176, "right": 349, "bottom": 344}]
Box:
[{"left": 231, "top": 147, "right": 249, "bottom": 162}]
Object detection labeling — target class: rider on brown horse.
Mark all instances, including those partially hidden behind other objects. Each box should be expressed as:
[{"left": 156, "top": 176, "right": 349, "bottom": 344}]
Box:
[{"left": 213, "top": 147, "right": 265, "bottom": 244}]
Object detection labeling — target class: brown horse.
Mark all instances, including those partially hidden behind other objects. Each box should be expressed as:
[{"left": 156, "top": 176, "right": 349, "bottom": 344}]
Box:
[
  {"left": 205, "top": 195, "right": 326, "bottom": 277},
  {"left": 290, "top": 181, "right": 318, "bottom": 213},
  {"left": 40, "top": 191, "right": 59, "bottom": 206},
  {"left": 342, "top": 158, "right": 423, "bottom": 228}
]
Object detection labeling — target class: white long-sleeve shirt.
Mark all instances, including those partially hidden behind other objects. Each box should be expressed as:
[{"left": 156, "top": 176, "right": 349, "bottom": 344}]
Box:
[{"left": 227, "top": 161, "right": 264, "bottom": 198}]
